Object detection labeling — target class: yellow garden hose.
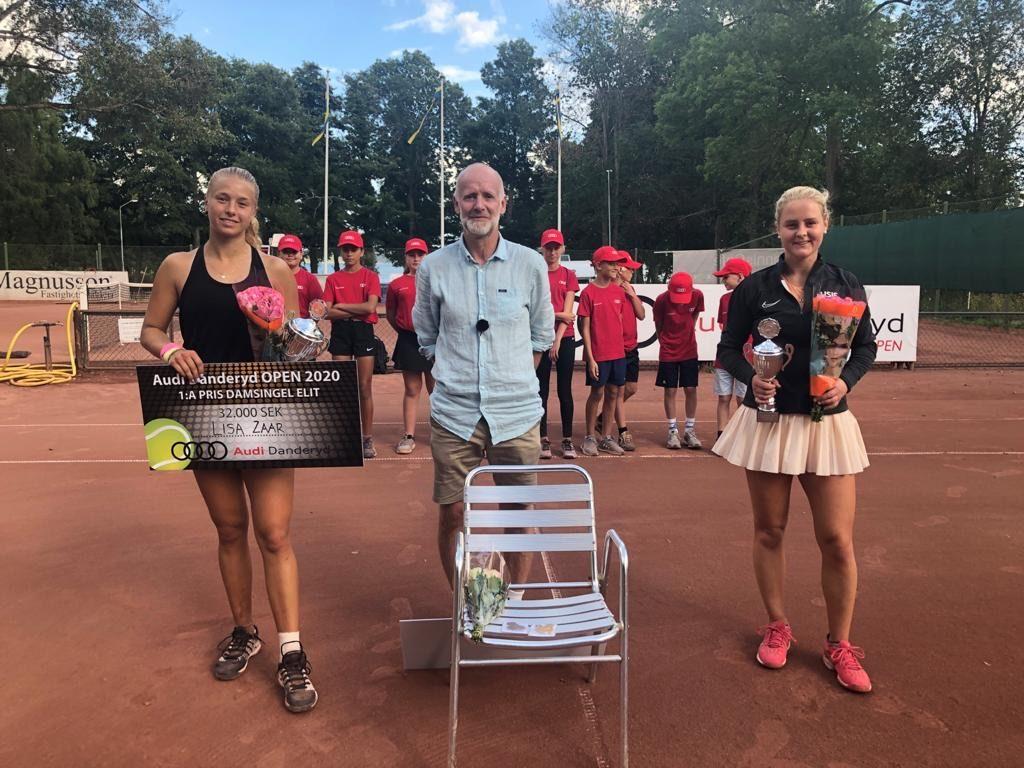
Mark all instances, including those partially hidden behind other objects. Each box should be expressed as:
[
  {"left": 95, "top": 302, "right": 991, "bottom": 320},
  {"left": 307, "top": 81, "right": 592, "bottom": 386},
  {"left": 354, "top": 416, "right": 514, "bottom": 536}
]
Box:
[{"left": 0, "top": 303, "right": 78, "bottom": 386}]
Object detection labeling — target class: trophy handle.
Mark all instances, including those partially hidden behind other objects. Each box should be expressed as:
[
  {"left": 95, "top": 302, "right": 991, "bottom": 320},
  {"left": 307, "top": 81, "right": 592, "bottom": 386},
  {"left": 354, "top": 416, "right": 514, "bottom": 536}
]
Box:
[
  {"left": 780, "top": 343, "right": 795, "bottom": 371},
  {"left": 742, "top": 341, "right": 754, "bottom": 366}
]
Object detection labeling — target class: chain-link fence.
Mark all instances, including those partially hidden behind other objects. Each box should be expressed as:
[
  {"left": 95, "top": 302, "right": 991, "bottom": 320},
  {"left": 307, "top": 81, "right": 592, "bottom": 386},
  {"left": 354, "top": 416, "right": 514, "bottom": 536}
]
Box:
[
  {"left": 4, "top": 244, "right": 189, "bottom": 283},
  {"left": 74, "top": 309, "right": 180, "bottom": 369},
  {"left": 914, "top": 312, "right": 1024, "bottom": 368}
]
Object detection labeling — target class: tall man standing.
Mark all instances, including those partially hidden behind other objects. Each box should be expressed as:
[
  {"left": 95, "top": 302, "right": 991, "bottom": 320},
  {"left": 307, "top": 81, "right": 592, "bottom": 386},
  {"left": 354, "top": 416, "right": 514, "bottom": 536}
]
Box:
[{"left": 413, "top": 163, "right": 555, "bottom": 590}]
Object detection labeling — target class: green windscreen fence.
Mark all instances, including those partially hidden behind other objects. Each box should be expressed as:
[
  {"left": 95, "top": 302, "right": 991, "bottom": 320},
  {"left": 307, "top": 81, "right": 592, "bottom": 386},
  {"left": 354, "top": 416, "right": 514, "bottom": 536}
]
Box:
[{"left": 823, "top": 207, "right": 1023, "bottom": 292}]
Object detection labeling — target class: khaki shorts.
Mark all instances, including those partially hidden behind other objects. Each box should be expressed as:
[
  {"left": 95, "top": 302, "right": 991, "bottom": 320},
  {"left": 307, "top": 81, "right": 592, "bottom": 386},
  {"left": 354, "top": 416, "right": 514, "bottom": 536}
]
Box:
[{"left": 430, "top": 417, "right": 540, "bottom": 504}]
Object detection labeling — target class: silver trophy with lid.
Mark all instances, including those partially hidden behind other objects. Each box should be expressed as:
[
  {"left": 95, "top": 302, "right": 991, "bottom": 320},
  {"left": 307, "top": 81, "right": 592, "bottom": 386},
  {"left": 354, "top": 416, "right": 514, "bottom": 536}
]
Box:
[
  {"left": 751, "top": 318, "right": 794, "bottom": 423},
  {"left": 279, "top": 298, "right": 329, "bottom": 361}
]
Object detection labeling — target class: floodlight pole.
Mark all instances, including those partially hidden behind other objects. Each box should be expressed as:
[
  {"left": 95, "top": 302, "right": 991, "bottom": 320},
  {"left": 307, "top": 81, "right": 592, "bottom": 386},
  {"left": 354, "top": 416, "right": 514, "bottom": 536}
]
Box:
[
  {"left": 119, "top": 198, "right": 138, "bottom": 276},
  {"left": 323, "top": 73, "right": 331, "bottom": 272},
  {"left": 556, "top": 84, "right": 562, "bottom": 232},
  {"left": 439, "top": 76, "right": 446, "bottom": 247},
  {"left": 605, "top": 169, "right": 612, "bottom": 243}
]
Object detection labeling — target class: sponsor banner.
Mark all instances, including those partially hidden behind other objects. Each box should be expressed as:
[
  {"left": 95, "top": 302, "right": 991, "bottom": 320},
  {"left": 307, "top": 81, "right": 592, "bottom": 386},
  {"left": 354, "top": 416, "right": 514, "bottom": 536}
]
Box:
[
  {"left": 0, "top": 270, "right": 128, "bottom": 301},
  {"left": 117, "top": 317, "right": 145, "bottom": 344},
  {"left": 137, "top": 361, "right": 363, "bottom": 470},
  {"left": 570, "top": 284, "right": 920, "bottom": 363}
]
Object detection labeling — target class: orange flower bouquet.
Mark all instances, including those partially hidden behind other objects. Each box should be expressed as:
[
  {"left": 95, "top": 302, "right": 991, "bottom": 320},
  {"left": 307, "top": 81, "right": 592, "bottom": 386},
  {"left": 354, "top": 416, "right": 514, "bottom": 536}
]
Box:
[{"left": 809, "top": 295, "right": 867, "bottom": 421}]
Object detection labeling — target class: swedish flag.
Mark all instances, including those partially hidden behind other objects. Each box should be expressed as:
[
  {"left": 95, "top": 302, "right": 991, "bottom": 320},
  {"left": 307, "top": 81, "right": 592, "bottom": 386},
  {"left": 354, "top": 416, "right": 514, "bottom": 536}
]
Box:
[
  {"left": 312, "top": 77, "right": 329, "bottom": 146},
  {"left": 407, "top": 82, "right": 443, "bottom": 145}
]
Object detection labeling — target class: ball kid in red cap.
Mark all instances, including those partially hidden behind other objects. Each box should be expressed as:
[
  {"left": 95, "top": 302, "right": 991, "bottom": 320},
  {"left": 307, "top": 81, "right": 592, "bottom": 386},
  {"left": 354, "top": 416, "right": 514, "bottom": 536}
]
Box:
[
  {"left": 655, "top": 271, "right": 705, "bottom": 450},
  {"left": 276, "top": 234, "right": 323, "bottom": 319}
]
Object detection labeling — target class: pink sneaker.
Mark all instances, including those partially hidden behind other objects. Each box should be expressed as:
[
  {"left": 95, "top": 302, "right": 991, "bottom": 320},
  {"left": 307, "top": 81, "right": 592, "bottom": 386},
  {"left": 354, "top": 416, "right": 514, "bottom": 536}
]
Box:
[
  {"left": 756, "top": 620, "right": 795, "bottom": 669},
  {"left": 823, "top": 639, "right": 872, "bottom": 693}
]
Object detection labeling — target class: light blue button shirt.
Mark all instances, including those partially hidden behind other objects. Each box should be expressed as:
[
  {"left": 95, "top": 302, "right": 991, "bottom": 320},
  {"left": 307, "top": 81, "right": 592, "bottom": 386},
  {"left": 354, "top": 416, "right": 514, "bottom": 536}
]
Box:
[{"left": 413, "top": 235, "right": 555, "bottom": 443}]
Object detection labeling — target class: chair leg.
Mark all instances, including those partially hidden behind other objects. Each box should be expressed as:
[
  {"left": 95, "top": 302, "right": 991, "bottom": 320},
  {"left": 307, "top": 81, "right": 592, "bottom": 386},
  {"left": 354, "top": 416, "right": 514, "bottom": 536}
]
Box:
[
  {"left": 587, "top": 642, "right": 600, "bottom": 683},
  {"left": 620, "top": 634, "right": 629, "bottom": 767},
  {"left": 448, "top": 638, "right": 461, "bottom": 766}
]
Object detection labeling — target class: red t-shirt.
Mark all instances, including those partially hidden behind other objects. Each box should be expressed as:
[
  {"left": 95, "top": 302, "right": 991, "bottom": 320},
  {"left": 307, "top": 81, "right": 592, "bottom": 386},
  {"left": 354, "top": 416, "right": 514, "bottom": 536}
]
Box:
[
  {"left": 578, "top": 282, "right": 626, "bottom": 362},
  {"left": 292, "top": 268, "right": 323, "bottom": 319},
  {"left": 714, "top": 289, "right": 733, "bottom": 368},
  {"left": 620, "top": 288, "right": 639, "bottom": 351},
  {"left": 322, "top": 266, "right": 381, "bottom": 324},
  {"left": 654, "top": 289, "right": 704, "bottom": 362},
  {"left": 547, "top": 265, "right": 580, "bottom": 338},
  {"left": 385, "top": 273, "right": 416, "bottom": 332}
]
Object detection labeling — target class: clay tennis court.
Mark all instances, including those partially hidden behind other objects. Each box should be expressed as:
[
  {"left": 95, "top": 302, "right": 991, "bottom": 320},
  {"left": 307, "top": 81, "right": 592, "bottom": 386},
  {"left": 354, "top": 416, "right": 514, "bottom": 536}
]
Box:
[{"left": 2, "top": 300, "right": 1022, "bottom": 767}]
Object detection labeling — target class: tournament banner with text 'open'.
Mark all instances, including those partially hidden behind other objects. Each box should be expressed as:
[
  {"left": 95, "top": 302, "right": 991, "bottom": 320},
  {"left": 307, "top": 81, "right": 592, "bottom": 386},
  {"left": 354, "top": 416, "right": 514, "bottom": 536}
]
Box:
[{"left": 137, "top": 361, "right": 362, "bottom": 470}]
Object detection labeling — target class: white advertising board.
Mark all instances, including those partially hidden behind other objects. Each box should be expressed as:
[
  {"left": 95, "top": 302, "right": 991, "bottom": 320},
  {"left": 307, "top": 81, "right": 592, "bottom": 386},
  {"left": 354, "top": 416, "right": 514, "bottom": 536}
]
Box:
[
  {"left": 0, "top": 271, "right": 129, "bottom": 302},
  {"left": 569, "top": 284, "right": 920, "bottom": 363}
]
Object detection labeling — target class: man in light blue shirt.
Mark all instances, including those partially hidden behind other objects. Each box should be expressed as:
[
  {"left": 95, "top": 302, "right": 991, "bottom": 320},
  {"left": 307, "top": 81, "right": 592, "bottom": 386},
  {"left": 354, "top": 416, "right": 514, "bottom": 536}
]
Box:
[{"left": 413, "top": 162, "right": 555, "bottom": 587}]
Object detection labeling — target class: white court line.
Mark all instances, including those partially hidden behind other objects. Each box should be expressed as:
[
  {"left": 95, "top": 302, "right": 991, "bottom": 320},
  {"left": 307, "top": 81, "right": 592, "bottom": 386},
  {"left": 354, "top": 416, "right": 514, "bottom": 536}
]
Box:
[
  {"left": 1, "top": 450, "right": 1022, "bottom": 465},
  {"left": 5, "top": 416, "right": 1024, "bottom": 428}
]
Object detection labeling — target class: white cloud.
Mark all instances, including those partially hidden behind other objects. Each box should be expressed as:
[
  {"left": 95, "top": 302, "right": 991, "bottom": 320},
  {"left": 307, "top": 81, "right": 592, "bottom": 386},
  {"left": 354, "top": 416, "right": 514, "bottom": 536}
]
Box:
[
  {"left": 439, "top": 64, "right": 481, "bottom": 82},
  {"left": 389, "top": 47, "right": 422, "bottom": 58},
  {"left": 386, "top": 0, "right": 505, "bottom": 50}
]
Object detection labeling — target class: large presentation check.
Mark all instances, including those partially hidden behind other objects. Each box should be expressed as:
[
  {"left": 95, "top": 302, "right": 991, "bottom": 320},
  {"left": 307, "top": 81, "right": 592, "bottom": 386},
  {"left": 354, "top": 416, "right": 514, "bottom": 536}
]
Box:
[{"left": 136, "top": 361, "right": 363, "bottom": 470}]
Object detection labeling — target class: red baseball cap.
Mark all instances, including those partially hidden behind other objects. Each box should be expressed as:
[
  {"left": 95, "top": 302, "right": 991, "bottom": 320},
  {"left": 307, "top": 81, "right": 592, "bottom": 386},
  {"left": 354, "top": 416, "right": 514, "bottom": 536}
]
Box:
[
  {"left": 337, "top": 230, "right": 364, "bottom": 248},
  {"left": 668, "top": 272, "right": 694, "bottom": 304},
  {"left": 405, "top": 237, "right": 428, "bottom": 254},
  {"left": 540, "top": 229, "right": 564, "bottom": 247},
  {"left": 617, "top": 250, "right": 642, "bottom": 270},
  {"left": 277, "top": 234, "right": 302, "bottom": 253},
  {"left": 593, "top": 245, "right": 625, "bottom": 263},
  {"left": 713, "top": 257, "right": 752, "bottom": 278}
]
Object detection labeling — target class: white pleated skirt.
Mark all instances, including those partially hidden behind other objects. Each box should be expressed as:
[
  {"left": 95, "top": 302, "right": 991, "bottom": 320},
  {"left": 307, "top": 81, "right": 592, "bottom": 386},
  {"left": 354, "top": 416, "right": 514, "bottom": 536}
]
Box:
[{"left": 712, "top": 406, "right": 869, "bottom": 476}]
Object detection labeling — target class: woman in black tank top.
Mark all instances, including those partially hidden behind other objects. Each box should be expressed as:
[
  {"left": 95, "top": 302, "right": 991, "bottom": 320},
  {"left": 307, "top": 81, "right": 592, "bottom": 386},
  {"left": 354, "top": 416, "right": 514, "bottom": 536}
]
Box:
[{"left": 140, "top": 167, "right": 319, "bottom": 713}]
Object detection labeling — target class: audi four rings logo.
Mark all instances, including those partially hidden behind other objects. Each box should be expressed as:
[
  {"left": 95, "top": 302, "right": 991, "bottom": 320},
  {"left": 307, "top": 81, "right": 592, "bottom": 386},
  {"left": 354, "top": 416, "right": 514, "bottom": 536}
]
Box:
[{"left": 171, "top": 441, "right": 228, "bottom": 461}]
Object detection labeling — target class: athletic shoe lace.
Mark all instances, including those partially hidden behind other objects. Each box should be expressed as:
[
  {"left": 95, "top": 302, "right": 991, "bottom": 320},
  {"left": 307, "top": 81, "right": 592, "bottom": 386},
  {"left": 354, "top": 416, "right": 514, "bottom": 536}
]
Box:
[
  {"left": 281, "top": 652, "right": 314, "bottom": 692},
  {"left": 758, "top": 623, "right": 794, "bottom": 649},
  {"left": 830, "top": 643, "right": 866, "bottom": 671},
  {"left": 218, "top": 627, "right": 258, "bottom": 661}
]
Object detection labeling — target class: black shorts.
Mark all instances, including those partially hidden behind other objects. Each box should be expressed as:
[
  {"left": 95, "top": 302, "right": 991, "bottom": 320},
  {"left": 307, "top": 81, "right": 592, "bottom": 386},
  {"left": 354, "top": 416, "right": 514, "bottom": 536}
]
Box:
[
  {"left": 585, "top": 358, "right": 627, "bottom": 387},
  {"left": 329, "top": 320, "right": 376, "bottom": 357},
  {"left": 655, "top": 358, "right": 699, "bottom": 388},
  {"left": 392, "top": 328, "right": 432, "bottom": 373},
  {"left": 624, "top": 347, "right": 640, "bottom": 383}
]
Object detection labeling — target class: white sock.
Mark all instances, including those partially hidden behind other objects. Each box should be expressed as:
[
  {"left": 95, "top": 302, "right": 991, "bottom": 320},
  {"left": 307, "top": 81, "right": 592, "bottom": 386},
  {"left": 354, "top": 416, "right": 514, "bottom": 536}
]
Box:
[
  {"left": 279, "top": 631, "right": 301, "bottom": 661},
  {"left": 507, "top": 588, "right": 525, "bottom": 601},
  {"left": 685, "top": 418, "right": 695, "bottom": 430},
  {"left": 668, "top": 418, "right": 678, "bottom": 430}
]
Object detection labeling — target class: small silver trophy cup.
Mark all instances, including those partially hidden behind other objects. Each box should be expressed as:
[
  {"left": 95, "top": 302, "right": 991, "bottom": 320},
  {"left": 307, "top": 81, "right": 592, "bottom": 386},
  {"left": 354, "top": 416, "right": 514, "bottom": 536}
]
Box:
[
  {"left": 752, "top": 318, "right": 794, "bottom": 423},
  {"left": 280, "top": 298, "right": 329, "bottom": 362}
]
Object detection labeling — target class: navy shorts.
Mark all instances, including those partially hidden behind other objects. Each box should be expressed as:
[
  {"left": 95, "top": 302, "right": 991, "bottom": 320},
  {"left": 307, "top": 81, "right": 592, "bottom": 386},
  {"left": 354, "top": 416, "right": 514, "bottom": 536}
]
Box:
[
  {"left": 586, "top": 358, "right": 627, "bottom": 387},
  {"left": 655, "top": 358, "right": 699, "bottom": 388},
  {"left": 624, "top": 348, "right": 640, "bottom": 383}
]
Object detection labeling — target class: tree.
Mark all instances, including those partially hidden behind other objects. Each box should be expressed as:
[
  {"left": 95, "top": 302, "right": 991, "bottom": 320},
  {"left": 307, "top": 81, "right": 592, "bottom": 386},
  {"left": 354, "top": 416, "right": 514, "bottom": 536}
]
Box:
[
  {"left": 0, "top": 0, "right": 167, "bottom": 114},
  {"left": 0, "top": 69, "right": 98, "bottom": 244},
  {"left": 464, "top": 39, "right": 554, "bottom": 244},
  {"left": 341, "top": 51, "right": 472, "bottom": 248},
  {"left": 892, "top": 0, "right": 1024, "bottom": 201}
]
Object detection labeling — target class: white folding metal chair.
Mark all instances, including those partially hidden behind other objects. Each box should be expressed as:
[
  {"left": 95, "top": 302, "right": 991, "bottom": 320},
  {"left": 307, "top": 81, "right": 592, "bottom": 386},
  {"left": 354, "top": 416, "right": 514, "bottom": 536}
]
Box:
[{"left": 448, "top": 464, "right": 629, "bottom": 767}]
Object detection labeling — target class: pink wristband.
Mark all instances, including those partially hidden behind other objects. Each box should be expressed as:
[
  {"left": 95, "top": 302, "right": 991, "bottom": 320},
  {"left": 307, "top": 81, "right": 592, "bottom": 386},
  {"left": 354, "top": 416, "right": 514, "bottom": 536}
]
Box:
[{"left": 160, "top": 342, "right": 183, "bottom": 362}]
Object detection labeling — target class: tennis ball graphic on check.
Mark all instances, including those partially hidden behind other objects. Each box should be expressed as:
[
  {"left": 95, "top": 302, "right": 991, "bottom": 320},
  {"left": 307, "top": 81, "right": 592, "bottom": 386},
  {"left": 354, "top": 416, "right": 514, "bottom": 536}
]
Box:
[{"left": 144, "top": 418, "right": 194, "bottom": 471}]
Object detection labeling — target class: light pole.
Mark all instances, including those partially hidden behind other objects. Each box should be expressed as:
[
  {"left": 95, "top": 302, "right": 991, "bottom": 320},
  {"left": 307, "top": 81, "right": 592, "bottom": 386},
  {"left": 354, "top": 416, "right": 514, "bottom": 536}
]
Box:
[
  {"left": 605, "top": 169, "right": 612, "bottom": 243},
  {"left": 119, "top": 198, "right": 138, "bottom": 277}
]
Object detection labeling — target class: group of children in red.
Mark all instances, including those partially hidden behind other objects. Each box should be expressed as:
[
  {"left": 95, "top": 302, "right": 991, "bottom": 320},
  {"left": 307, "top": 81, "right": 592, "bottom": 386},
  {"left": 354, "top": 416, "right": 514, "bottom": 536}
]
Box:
[
  {"left": 274, "top": 227, "right": 753, "bottom": 459},
  {"left": 541, "top": 231, "right": 754, "bottom": 459}
]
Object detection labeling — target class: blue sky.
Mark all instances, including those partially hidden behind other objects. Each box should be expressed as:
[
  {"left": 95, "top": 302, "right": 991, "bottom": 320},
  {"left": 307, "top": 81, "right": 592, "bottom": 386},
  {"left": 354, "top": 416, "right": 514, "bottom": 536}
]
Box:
[{"left": 169, "top": 0, "right": 556, "bottom": 98}]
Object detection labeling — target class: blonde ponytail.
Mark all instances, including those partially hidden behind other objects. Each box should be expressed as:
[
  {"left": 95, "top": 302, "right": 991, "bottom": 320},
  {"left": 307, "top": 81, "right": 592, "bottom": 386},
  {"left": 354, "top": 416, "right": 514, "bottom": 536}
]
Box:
[{"left": 245, "top": 217, "right": 262, "bottom": 250}]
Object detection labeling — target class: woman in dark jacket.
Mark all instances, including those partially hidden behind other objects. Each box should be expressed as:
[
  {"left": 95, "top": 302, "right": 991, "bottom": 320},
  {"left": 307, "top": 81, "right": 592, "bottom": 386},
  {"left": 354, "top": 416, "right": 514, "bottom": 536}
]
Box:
[{"left": 713, "top": 186, "right": 876, "bottom": 694}]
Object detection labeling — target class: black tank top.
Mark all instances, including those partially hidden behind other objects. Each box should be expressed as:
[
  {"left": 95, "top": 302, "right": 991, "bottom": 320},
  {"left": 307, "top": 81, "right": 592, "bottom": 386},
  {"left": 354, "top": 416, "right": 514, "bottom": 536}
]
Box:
[{"left": 179, "top": 243, "right": 271, "bottom": 363}]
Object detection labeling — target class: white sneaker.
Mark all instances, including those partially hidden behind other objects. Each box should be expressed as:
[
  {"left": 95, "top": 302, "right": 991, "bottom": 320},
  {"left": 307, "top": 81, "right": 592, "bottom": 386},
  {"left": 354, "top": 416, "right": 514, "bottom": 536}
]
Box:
[
  {"left": 666, "top": 428, "right": 682, "bottom": 449},
  {"left": 682, "top": 429, "right": 703, "bottom": 450},
  {"left": 598, "top": 436, "right": 625, "bottom": 455},
  {"left": 581, "top": 435, "right": 599, "bottom": 456}
]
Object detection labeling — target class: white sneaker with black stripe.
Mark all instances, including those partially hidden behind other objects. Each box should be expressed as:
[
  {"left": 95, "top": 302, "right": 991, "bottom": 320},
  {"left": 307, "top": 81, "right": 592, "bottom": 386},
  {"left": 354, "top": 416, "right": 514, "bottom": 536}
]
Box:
[{"left": 213, "top": 625, "right": 262, "bottom": 681}]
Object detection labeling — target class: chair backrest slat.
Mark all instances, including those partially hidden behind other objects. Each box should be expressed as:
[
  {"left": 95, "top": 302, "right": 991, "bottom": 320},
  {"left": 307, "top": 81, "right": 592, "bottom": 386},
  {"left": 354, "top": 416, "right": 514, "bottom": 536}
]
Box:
[
  {"left": 466, "top": 509, "right": 593, "bottom": 528},
  {"left": 464, "top": 483, "right": 592, "bottom": 505},
  {"left": 466, "top": 532, "right": 595, "bottom": 553}
]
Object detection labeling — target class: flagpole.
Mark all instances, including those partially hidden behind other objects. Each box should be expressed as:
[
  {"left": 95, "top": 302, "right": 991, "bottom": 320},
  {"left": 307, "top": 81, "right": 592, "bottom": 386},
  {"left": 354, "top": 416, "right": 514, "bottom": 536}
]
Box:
[
  {"left": 322, "top": 73, "right": 330, "bottom": 271},
  {"left": 556, "top": 84, "right": 562, "bottom": 232},
  {"left": 439, "top": 76, "right": 445, "bottom": 247}
]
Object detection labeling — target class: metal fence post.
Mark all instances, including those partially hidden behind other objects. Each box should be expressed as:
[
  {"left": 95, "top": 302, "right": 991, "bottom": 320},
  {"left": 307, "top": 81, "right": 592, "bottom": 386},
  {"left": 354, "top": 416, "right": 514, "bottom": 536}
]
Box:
[
  {"left": 3, "top": 242, "right": 7, "bottom": 270},
  {"left": 96, "top": 244, "right": 102, "bottom": 270},
  {"left": 882, "top": 209, "right": 888, "bottom": 224}
]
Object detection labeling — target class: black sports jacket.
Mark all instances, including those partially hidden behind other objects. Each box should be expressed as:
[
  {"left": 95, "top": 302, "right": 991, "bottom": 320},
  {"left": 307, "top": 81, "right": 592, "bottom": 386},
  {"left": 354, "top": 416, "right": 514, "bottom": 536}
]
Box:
[{"left": 717, "top": 254, "right": 876, "bottom": 416}]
